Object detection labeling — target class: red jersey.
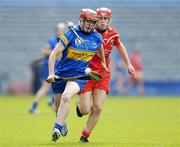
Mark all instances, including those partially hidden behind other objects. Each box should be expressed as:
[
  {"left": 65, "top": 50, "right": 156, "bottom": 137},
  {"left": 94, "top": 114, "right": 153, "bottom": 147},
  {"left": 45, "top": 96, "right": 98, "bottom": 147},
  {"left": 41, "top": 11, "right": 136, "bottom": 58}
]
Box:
[
  {"left": 82, "top": 27, "right": 121, "bottom": 94},
  {"left": 89, "top": 27, "right": 120, "bottom": 76}
]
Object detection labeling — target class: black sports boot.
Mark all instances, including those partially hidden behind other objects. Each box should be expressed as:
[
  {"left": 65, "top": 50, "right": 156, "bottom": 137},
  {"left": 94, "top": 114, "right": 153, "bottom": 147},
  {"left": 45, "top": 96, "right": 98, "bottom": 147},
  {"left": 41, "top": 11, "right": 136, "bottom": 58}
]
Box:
[{"left": 79, "top": 136, "right": 89, "bottom": 143}]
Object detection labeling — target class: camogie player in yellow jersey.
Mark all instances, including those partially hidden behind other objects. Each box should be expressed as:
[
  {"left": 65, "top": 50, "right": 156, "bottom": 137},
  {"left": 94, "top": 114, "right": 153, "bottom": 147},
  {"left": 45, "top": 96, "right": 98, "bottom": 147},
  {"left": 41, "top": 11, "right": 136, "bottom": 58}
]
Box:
[{"left": 47, "top": 8, "right": 108, "bottom": 142}]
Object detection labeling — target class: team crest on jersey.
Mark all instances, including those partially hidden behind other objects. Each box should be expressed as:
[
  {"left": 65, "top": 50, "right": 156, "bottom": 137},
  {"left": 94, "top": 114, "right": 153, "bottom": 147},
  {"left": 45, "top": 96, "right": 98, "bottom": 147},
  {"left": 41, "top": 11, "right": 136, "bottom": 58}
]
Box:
[
  {"left": 75, "top": 38, "right": 82, "bottom": 45},
  {"left": 92, "top": 42, "right": 97, "bottom": 49}
]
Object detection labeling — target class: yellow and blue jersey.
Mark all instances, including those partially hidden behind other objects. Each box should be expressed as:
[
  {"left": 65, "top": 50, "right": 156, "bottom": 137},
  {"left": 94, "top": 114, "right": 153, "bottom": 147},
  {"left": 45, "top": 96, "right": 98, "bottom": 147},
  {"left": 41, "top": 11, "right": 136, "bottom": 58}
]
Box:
[{"left": 55, "top": 25, "right": 102, "bottom": 78}]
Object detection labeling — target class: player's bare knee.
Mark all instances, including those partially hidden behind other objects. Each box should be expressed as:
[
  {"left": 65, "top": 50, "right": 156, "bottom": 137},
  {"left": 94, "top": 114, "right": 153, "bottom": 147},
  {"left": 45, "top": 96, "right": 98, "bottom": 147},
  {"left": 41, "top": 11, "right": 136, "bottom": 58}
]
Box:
[
  {"left": 80, "top": 106, "right": 90, "bottom": 115},
  {"left": 91, "top": 105, "right": 102, "bottom": 115},
  {"left": 61, "top": 95, "right": 71, "bottom": 103}
]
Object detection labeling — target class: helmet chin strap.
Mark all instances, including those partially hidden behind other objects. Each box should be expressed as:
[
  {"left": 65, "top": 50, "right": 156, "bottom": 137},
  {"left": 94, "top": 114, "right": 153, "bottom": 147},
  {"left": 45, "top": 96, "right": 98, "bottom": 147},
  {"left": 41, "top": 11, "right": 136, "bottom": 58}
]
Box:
[
  {"left": 96, "top": 19, "right": 111, "bottom": 33},
  {"left": 97, "top": 27, "right": 108, "bottom": 33},
  {"left": 80, "top": 26, "right": 91, "bottom": 34},
  {"left": 82, "top": 29, "right": 91, "bottom": 34}
]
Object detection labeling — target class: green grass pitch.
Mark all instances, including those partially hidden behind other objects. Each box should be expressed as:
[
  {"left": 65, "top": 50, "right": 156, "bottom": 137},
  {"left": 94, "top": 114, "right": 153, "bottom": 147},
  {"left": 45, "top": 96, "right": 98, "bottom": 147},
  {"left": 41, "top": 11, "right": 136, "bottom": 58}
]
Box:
[{"left": 0, "top": 95, "right": 179, "bottom": 147}]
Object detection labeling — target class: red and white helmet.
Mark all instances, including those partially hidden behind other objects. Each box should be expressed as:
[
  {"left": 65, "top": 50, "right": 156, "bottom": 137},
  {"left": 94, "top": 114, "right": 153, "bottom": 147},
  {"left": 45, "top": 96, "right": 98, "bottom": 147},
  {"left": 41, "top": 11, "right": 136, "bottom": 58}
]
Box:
[
  {"left": 96, "top": 7, "right": 112, "bottom": 18},
  {"left": 96, "top": 7, "right": 112, "bottom": 32},
  {"left": 79, "top": 8, "right": 98, "bottom": 33}
]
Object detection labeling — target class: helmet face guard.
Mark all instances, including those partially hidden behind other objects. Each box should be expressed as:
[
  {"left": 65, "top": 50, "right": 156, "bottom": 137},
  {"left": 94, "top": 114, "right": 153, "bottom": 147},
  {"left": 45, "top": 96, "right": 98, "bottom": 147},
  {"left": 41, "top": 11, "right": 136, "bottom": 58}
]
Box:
[
  {"left": 96, "top": 7, "right": 112, "bottom": 32},
  {"left": 79, "top": 8, "right": 98, "bottom": 33}
]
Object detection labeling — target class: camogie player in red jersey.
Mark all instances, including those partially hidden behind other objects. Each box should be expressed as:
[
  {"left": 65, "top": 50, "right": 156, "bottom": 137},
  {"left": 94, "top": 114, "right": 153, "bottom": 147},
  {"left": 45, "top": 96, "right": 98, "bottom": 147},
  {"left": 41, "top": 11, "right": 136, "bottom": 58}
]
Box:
[{"left": 76, "top": 7, "right": 135, "bottom": 142}]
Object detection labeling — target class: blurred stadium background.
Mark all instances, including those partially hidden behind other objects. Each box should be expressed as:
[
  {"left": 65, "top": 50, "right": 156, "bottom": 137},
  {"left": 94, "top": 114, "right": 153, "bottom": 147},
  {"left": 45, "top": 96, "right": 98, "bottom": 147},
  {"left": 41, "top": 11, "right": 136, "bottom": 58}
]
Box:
[
  {"left": 0, "top": 0, "right": 180, "bottom": 96},
  {"left": 0, "top": 1, "right": 179, "bottom": 147}
]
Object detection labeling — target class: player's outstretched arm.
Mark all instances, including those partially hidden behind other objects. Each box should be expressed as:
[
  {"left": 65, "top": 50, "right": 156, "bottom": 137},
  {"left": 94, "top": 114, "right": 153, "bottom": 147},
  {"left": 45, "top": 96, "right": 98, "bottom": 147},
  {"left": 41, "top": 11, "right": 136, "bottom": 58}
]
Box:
[
  {"left": 47, "top": 42, "right": 65, "bottom": 83},
  {"left": 116, "top": 42, "right": 135, "bottom": 77}
]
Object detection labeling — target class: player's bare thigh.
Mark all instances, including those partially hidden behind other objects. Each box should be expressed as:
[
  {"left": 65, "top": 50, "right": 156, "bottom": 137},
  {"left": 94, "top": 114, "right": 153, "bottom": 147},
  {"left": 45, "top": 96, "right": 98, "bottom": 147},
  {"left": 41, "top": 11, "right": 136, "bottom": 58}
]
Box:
[
  {"left": 62, "top": 81, "right": 80, "bottom": 102},
  {"left": 54, "top": 81, "right": 80, "bottom": 112},
  {"left": 79, "top": 91, "right": 92, "bottom": 114}
]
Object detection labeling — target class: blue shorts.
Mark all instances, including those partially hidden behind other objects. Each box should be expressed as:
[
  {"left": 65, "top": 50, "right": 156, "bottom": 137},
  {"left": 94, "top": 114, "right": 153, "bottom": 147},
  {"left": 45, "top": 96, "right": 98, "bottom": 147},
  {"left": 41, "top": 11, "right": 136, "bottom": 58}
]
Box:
[{"left": 51, "top": 79, "right": 87, "bottom": 94}]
